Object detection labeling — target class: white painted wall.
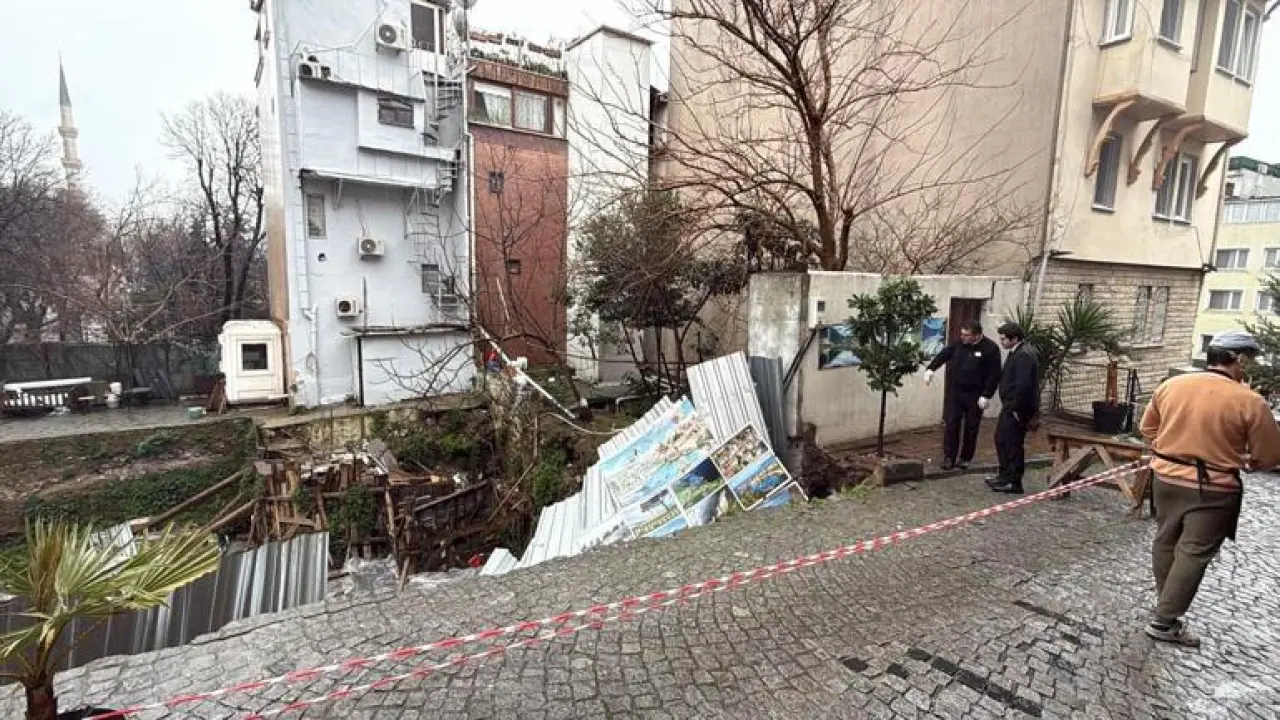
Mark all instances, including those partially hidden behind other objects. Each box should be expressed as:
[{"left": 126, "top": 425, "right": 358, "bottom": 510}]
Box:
[
  {"left": 260, "top": 0, "right": 473, "bottom": 407},
  {"left": 565, "top": 29, "right": 654, "bottom": 384},
  {"left": 748, "top": 272, "right": 1026, "bottom": 448}
]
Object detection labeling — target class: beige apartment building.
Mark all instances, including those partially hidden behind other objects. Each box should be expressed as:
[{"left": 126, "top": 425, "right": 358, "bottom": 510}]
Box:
[
  {"left": 1191, "top": 157, "right": 1280, "bottom": 357},
  {"left": 663, "top": 0, "right": 1269, "bottom": 397}
]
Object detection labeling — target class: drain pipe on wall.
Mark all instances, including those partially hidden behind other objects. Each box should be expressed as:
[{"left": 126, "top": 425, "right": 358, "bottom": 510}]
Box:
[{"left": 1032, "top": 0, "right": 1079, "bottom": 313}]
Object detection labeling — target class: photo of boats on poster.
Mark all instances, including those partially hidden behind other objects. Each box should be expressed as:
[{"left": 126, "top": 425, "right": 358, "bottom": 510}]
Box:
[
  {"left": 597, "top": 397, "right": 717, "bottom": 508},
  {"left": 709, "top": 424, "right": 804, "bottom": 511}
]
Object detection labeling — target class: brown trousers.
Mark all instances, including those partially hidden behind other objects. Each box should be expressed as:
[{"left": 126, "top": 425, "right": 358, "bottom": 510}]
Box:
[{"left": 1151, "top": 478, "right": 1241, "bottom": 624}]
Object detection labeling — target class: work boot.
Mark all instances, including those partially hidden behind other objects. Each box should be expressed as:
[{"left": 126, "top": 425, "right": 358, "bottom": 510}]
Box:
[
  {"left": 989, "top": 480, "right": 1024, "bottom": 494},
  {"left": 1145, "top": 619, "right": 1201, "bottom": 648}
]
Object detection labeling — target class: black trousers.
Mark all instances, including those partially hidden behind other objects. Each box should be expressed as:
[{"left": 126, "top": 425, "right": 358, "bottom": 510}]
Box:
[
  {"left": 995, "top": 409, "right": 1028, "bottom": 484},
  {"left": 942, "top": 390, "right": 983, "bottom": 463}
]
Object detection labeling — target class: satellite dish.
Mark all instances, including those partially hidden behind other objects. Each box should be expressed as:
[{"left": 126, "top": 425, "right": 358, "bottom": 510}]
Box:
[
  {"left": 459, "top": 0, "right": 479, "bottom": 9},
  {"left": 452, "top": 11, "right": 468, "bottom": 36}
]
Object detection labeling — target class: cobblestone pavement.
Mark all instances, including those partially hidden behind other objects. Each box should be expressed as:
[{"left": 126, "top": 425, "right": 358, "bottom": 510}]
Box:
[{"left": 4, "top": 470, "right": 1279, "bottom": 719}]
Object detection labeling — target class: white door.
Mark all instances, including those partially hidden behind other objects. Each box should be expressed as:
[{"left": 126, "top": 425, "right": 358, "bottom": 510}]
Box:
[{"left": 232, "top": 336, "right": 283, "bottom": 401}]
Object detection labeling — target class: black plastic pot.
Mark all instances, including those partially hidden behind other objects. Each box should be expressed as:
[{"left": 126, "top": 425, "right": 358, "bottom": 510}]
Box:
[{"left": 1092, "top": 401, "right": 1131, "bottom": 435}]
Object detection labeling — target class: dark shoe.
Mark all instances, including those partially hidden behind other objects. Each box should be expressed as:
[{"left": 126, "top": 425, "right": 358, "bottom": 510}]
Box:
[
  {"left": 984, "top": 475, "right": 1002, "bottom": 488},
  {"left": 1145, "top": 619, "right": 1201, "bottom": 648},
  {"left": 990, "top": 480, "right": 1024, "bottom": 494},
  {"left": 957, "top": 461, "right": 970, "bottom": 471},
  {"left": 940, "top": 459, "right": 956, "bottom": 471}
]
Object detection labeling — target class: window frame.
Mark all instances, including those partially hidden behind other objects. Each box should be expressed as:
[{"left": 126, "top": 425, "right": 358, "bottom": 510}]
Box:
[
  {"left": 1256, "top": 291, "right": 1277, "bottom": 314},
  {"left": 305, "top": 193, "right": 326, "bottom": 239},
  {"left": 421, "top": 263, "right": 462, "bottom": 312},
  {"left": 1102, "top": 0, "right": 1135, "bottom": 44},
  {"left": 512, "top": 90, "right": 551, "bottom": 133},
  {"left": 470, "top": 82, "right": 513, "bottom": 127},
  {"left": 376, "top": 96, "right": 415, "bottom": 128},
  {"left": 1214, "top": 248, "right": 1251, "bottom": 270},
  {"left": 1264, "top": 247, "right": 1280, "bottom": 269},
  {"left": 1092, "top": 132, "right": 1123, "bottom": 211},
  {"left": 1154, "top": 151, "right": 1198, "bottom": 222},
  {"left": 240, "top": 342, "right": 271, "bottom": 373},
  {"left": 1217, "top": 0, "right": 1260, "bottom": 81},
  {"left": 1158, "top": 0, "right": 1184, "bottom": 45},
  {"left": 488, "top": 170, "right": 505, "bottom": 194},
  {"left": 1207, "top": 289, "right": 1245, "bottom": 311},
  {"left": 410, "top": 1, "right": 444, "bottom": 54}
]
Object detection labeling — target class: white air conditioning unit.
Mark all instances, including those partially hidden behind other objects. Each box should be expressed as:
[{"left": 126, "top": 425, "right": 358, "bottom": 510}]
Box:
[
  {"left": 358, "top": 237, "right": 385, "bottom": 258},
  {"left": 334, "top": 296, "right": 362, "bottom": 318},
  {"left": 297, "top": 56, "right": 331, "bottom": 81},
  {"left": 376, "top": 22, "right": 409, "bottom": 52}
]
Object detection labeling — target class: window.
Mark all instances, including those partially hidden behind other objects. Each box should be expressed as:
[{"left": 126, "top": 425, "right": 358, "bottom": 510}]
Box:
[
  {"left": 505, "top": 259, "right": 523, "bottom": 275},
  {"left": 1154, "top": 153, "right": 1198, "bottom": 222},
  {"left": 411, "top": 1, "right": 443, "bottom": 53},
  {"left": 1076, "top": 283, "right": 1095, "bottom": 303},
  {"left": 1102, "top": 0, "right": 1134, "bottom": 43},
  {"left": 553, "top": 97, "right": 566, "bottom": 137},
  {"left": 1265, "top": 248, "right": 1280, "bottom": 269},
  {"left": 305, "top": 193, "right": 326, "bottom": 238},
  {"left": 1257, "top": 292, "right": 1277, "bottom": 314},
  {"left": 1223, "top": 199, "right": 1280, "bottom": 224},
  {"left": 1093, "top": 133, "right": 1122, "bottom": 210},
  {"left": 1201, "top": 334, "right": 1215, "bottom": 355},
  {"left": 514, "top": 91, "right": 550, "bottom": 133},
  {"left": 421, "top": 263, "right": 461, "bottom": 311},
  {"left": 488, "top": 171, "right": 505, "bottom": 194},
  {"left": 377, "top": 97, "right": 414, "bottom": 128},
  {"left": 1225, "top": 181, "right": 1237, "bottom": 197},
  {"left": 1208, "top": 290, "right": 1244, "bottom": 310},
  {"left": 1159, "top": 0, "right": 1183, "bottom": 43},
  {"left": 1215, "top": 248, "right": 1250, "bottom": 270},
  {"left": 1131, "top": 286, "right": 1170, "bottom": 344},
  {"left": 470, "top": 82, "right": 512, "bottom": 126},
  {"left": 241, "top": 343, "right": 269, "bottom": 371},
  {"left": 1219, "top": 0, "right": 1241, "bottom": 71},
  {"left": 1191, "top": 0, "right": 1208, "bottom": 71},
  {"left": 1218, "top": 0, "right": 1260, "bottom": 80}
]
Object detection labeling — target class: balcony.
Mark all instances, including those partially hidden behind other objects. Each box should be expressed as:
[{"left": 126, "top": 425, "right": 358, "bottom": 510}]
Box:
[
  {"left": 1092, "top": 22, "right": 1190, "bottom": 122},
  {"left": 1181, "top": 65, "right": 1253, "bottom": 143}
]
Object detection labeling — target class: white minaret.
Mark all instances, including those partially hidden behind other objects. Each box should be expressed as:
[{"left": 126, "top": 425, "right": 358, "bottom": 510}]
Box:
[{"left": 58, "top": 58, "right": 83, "bottom": 186}]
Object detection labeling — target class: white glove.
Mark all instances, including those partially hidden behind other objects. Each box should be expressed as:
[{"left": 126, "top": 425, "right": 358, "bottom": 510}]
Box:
[
  {"left": 923, "top": 370, "right": 935, "bottom": 386},
  {"left": 977, "top": 396, "right": 990, "bottom": 411}
]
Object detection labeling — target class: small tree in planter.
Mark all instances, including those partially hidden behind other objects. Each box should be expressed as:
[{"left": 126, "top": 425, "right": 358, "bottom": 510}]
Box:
[
  {"left": 0, "top": 520, "right": 220, "bottom": 720},
  {"left": 845, "top": 278, "right": 938, "bottom": 456}
]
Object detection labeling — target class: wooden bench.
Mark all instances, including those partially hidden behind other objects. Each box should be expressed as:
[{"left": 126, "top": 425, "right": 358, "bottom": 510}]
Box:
[{"left": 1045, "top": 429, "right": 1151, "bottom": 517}]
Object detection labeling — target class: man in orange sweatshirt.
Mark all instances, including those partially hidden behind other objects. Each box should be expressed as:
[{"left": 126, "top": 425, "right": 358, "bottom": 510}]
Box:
[{"left": 1139, "top": 329, "right": 1280, "bottom": 647}]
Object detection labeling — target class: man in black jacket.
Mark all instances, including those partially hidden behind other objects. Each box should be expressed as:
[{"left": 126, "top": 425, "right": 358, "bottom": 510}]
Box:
[
  {"left": 990, "top": 322, "right": 1040, "bottom": 494},
  {"left": 923, "top": 320, "right": 1002, "bottom": 470}
]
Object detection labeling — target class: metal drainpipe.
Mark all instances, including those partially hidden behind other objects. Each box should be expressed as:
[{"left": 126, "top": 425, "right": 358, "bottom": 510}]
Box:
[{"left": 1033, "top": 0, "right": 1079, "bottom": 314}]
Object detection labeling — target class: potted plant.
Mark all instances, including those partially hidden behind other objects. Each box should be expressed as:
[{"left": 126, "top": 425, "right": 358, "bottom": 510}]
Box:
[{"left": 0, "top": 520, "right": 220, "bottom": 720}]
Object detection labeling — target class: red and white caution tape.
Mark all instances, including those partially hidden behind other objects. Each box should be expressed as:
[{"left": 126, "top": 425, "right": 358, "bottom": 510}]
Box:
[{"left": 89, "top": 462, "right": 1142, "bottom": 720}]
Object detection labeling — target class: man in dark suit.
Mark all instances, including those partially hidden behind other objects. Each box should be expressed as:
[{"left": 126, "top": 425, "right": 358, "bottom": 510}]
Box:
[
  {"left": 922, "top": 320, "right": 1002, "bottom": 470},
  {"left": 989, "top": 322, "right": 1040, "bottom": 494}
]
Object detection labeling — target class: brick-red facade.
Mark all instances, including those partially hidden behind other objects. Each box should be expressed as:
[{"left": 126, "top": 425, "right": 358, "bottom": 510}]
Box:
[{"left": 471, "top": 120, "right": 567, "bottom": 367}]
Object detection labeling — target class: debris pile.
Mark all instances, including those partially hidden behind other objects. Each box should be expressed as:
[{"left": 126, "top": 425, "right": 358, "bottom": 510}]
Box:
[{"left": 481, "top": 352, "right": 804, "bottom": 576}]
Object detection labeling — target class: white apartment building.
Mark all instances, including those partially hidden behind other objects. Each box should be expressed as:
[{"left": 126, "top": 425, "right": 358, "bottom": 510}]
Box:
[{"left": 252, "top": 0, "right": 474, "bottom": 407}]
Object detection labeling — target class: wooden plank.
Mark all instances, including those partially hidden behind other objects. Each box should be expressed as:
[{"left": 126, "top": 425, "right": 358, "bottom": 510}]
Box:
[
  {"left": 1048, "top": 446, "right": 1099, "bottom": 488},
  {"left": 147, "top": 470, "right": 244, "bottom": 528},
  {"left": 1096, "top": 445, "right": 1117, "bottom": 469}
]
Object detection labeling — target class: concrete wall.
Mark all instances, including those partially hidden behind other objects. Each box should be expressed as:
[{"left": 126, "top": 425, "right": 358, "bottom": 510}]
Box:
[
  {"left": 748, "top": 272, "right": 1025, "bottom": 448},
  {"left": 565, "top": 29, "right": 653, "bottom": 384},
  {"left": 258, "top": 0, "right": 472, "bottom": 407}
]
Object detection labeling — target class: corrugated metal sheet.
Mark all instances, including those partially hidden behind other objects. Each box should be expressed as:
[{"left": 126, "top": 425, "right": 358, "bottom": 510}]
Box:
[
  {"left": 479, "top": 548, "right": 517, "bottom": 576},
  {"left": 0, "top": 531, "right": 328, "bottom": 676},
  {"left": 597, "top": 397, "right": 675, "bottom": 460},
  {"left": 749, "top": 355, "right": 787, "bottom": 456},
  {"left": 689, "top": 351, "right": 771, "bottom": 449}
]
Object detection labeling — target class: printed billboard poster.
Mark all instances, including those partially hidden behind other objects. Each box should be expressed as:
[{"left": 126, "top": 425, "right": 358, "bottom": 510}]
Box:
[
  {"left": 670, "top": 457, "right": 726, "bottom": 528},
  {"left": 723, "top": 452, "right": 794, "bottom": 510},
  {"left": 598, "top": 397, "right": 717, "bottom": 508},
  {"left": 623, "top": 488, "right": 688, "bottom": 539},
  {"left": 757, "top": 480, "right": 807, "bottom": 509},
  {"left": 920, "top": 317, "right": 947, "bottom": 356},
  {"left": 818, "top": 323, "right": 862, "bottom": 370},
  {"left": 708, "top": 425, "right": 770, "bottom": 480}
]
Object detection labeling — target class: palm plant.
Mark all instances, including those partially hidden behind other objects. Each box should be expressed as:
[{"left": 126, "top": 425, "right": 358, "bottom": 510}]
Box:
[
  {"left": 0, "top": 520, "right": 220, "bottom": 720},
  {"left": 1008, "top": 298, "right": 1124, "bottom": 392}
]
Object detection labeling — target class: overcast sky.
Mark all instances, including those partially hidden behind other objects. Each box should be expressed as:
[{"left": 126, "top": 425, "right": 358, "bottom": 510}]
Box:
[{"left": 0, "top": 0, "right": 1276, "bottom": 201}]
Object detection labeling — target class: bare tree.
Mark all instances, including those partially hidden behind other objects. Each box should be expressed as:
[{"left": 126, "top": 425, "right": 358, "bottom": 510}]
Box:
[
  {"left": 161, "top": 93, "right": 266, "bottom": 329},
  {"left": 626, "top": 0, "right": 1036, "bottom": 271}
]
